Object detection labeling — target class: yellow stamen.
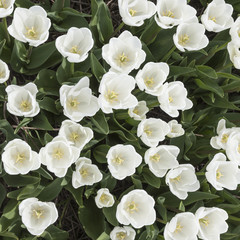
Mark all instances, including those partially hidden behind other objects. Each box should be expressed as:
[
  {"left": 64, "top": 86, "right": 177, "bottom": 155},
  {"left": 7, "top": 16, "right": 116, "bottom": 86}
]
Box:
[
  {"left": 129, "top": 8, "right": 137, "bottom": 16},
  {"left": 133, "top": 108, "right": 139, "bottom": 115},
  {"left": 216, "top": 169, "right": 223, "bottom": 180},
  {"left": 68, "top": 98, "right": 80, "bottom": 108},
  {"left": 70, "top": 132, "right": 79, "bottom": 142},
  {"left": 144, "top": 76, "right": 154, "bottom": 87},
  {"left": 26, "top": 27, "right": 38, "bottom": 40},
  {"left": 69, "top": 45, "right": 81, "bottom": 55},
  {"left": 127, "top": 201, "right": 138, "bottom": 214},
  {"left": 15, "top": 153, "right": 25, "bottom": 164},
  {"left": 105, "top": 90, "right": 119, "bottom": 103},
  {"left": 144, "top": 126, "right": 152, "bottom": 136},
  {"left": 113, "top": 156, "right": 124, "bottom": 165},
  {"left": 238, "top": 144, "right": 240, "bottom": 154},
  {"left": 174, "top": 223, "right": 183, "bottom": 233},
  {"left": 150, "top": 153, "right": 160, "bottom": 162},
  {"left": 118, "top": 52, "right": 128, "bottom": 66},
  {"left": 199, "top": 218, "right": 209, "bottom": 226},
  {"left": 209, "top": 16, "right": 216, "bottom": 22},
  {"left": 0, "top": 0, "right": 6, "bottom": 8},
  {"left": 221, "top": 134, "right": 229, "bottom": 143},
  {"left": 100, "top": 193, "right": 109, "bottom": 203},
  {"left": 52, "top": 148, "right": 64, "bottom": 160},
  {"left": 20, "top": 100, "right": 31, "bottom": 112},
  {"left": 32, "top": 209, "right": 44, "bottom": 219},
  {"left": 0, "top": 71, "right": 5, "bottom": 78},
  {"left": 169, "top": 96, "right": 173, "bottom": 103},
  {"left": 162, "top": 10, "right": 174, "bottom": 18},
  {"left": 80, "top": 168, "right": 88, "bottom": 177},
  {"left": 171, "top": 175, "right": 181, "bottom": 183},
  {"left": 179, "top": 34, "right": 190, "bottom": 46},
  {"left": 116, "top": 232, "right": 126, "bottom": 240}
]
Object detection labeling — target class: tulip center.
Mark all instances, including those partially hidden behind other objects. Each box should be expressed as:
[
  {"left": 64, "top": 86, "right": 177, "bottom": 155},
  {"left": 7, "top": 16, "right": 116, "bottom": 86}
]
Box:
[
  {"left": 179, "top": 34, "right": 190, "bottom": 46},
  {"left": 199, "top": 218, "right": 209, "bottom": 226},
  {"left": 169, "top": 96, "right": 173, "bottom": 103},
  {"left": 144, "top": 126, "right": 152, "bottom": 136},
  {"left": 26, "top": 26, "right": 38, "bottom": 40},
  {"left": 20, "top": 100, "right": 32, "bottom": 112},
  {"left": 70, "top": 132, "right": 79, "bottom": 143},
  {"left": 117, "top": 52, "right": 128, "bottom": 66},
  {"left": 69, "top": 45, "right": 81, "bottom": 55},
  {"left": 216, "top": 169, "right": 224, "bottom": 179},
  {"left": 127, "top": 201, "right": 138, "bottom": 214},
  {"left": 52, "top": 148, "right": 64, "bottom": 160},
  {"left": 238, "top": 30, "right": 240, "bottom": 38},
  {"left": 133, "top": 107, "right": 139, "bottom": 115},
  {"left": 162, "top": 10, "right": 174, "bottom": 18},
  {"left": 0, "top": 71, "right": 5, "bottom": 78},
  {"left": 15, "top": 153, "right": 25, "bottom": 164},
  {"left": 171, "top": 175, "right": 181, "bottom": 183},
  {"left": 209, "top": 16, "right": 216, "bottom": 23},
  {"left": 68, "top": 98, "right": 80, "bottom": 108},
  {"left": 129, "top": 8, "right": 137, "bottom": 17},
  {"left": 150, "top": 153, "right": 160, "bottom": 162},
  {"left": 116, "top": 232, "right": 126, "bottom": 240},
  {"left": 100, "top": 193, "right": 109, "bottom": 203},
  {"left": 0, "top": 0, "right": 6, "bottom": 8},
  {"left": 174, "top": 223, "right": 183, "bottom": 233},
  {"left": 80, "top": 168, "right": 88, "bottom": 177},
  {"left": 105, "top": 89, "right": 119, "bottom": 103},
  {"left": 32, "top": 209, "right": 44, "bottom": 219},
  {"left": 221, "top": 134, "right": 229, "bottom": 143},
  {"left": 238, "top": 144, "right": 240, "bottom": 154},
  {"left": 113, "top": 156, "right": 124, "bottom": 165},
  {"left": 144, "top": 76, "right": 154, "bottom": 88}
]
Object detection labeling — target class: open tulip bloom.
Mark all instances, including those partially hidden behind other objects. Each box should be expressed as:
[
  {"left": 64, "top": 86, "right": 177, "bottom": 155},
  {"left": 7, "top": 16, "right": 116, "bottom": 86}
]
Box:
[
  {"left": 0, "top": 59, "right": 10, "bottom": 83},
  {"left": 110, "top": 226, "right": 136, "bottom": 240},
  {"left": 0, "top": 0, "right": 15, "bottom": 18}
]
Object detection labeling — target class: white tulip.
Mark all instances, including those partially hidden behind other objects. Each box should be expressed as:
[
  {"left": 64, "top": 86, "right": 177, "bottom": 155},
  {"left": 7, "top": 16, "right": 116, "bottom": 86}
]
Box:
[
  {"left": 2, "top": 139, "right": 40, "bottom": 175},
  {"left": 98, "top": 72, "right": 138, "bottom": 114},
  {"left": 145, "top": 145, "right": 179, "bottom": 177},
  {"left": 230, "top": 17, "right": 240, "bottom": 44},
  {"left": 6, "top": 82, "right": 40, "bottom": 117},
  {"left": 95, "top": 188, "right": 115, "bottom": 208},
  {"left": 158, "top": 81, "right": 193, "bottom": 118},
  {"left": 110, "top": 226, "right": 136, "bottom": 240},
  {"left": 102, "top": 30, "right": 146, "bottom": 74},
  {"left": 118, "top": 0, "right": 156, "bottom": 27},
  {"left": 8, "top": 6, "right": 51, "bottom": 47},
  {"left": 40, "top": 136, "right": 80, "bottom": 178},
  {"left": 0, "top": 59, "right": 10, "bottom": 83},
  {"left": 195, "top": 207, "right": 228, "bottom": 240},
  {"left": 164, "top": 212, "right": 199, "bottom": 240},
  {"left": 135, "top": 62, "right": 169, "bottom": 96},
  {"left": 226, "top": 131, "right": 240, "bottom": 165},
  {"left": 167, "top": 120, "right": 185, "bottom": 138},
  {"left": 206, "top": 153, "right": 240, "bottom": 191},
  {"left": 106, "top": 144, "right": 142, "bottom": 180},
  {"left": 173, "top": 22, "right": 209, "bottom": 52},
  {"left": 55, "top": 27, "right": 94, "bottom": 63},
  {"left": 210, "top": 119, "right": 234, "bottom": 150},
  {"left": 227, "top": 41, "right": 240, "bottom": 69},
  {"left": 201, "top": 0, "right": 233, "bottom": 33},
  {"left": 59, "top": 119, "right": 93, "bottom": 150},
  {"left": 155, "top": 0, "right": 198, "bottom": 29},
  {"left": 19, "top": 198, "right": 58, "bottom": 236},
  {"left": 116, "top": 189, "right": 156, "bottom": 228},
  {"left": 0, "top": 0, "right": 15, "bottom": 18},
  {"left": 60, "top": 77, "right": 99, "bottom": 122},
  {"left": 137, "top": 118, "right": 170, "bottom": 147},
  {"left": 128, "top": 100, "right": 149, "bottom": 121},
  {"left": 166, "top": 164, "right": 200, "bottom": 200},
  {"left": 72, "top": 157, "right": 102, "bottom": 188}
]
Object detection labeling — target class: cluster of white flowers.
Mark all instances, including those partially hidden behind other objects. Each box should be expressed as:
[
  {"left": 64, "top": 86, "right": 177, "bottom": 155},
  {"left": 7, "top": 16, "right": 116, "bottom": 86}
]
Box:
[
  {"left": 208, "top": 119, "right": 240, "bottom": 190},
  {"left": 164, "top": 207, "right": 228, "bottom": 240}
]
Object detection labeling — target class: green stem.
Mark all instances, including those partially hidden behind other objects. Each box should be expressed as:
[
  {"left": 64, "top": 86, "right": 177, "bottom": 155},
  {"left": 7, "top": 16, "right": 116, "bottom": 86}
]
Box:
[
  {"left": 161, "top": 46, "right": 176, "bottom": 62},
  {"left": 156, "top": 218, "right": 167, "bottom": 224},
  {"left": 196, "top": 172, "right": 205, "bottom": 176},
  {"left": 70, "top": 62, "right": 75, "bottom": 75},
  {"left": 2, "top": 18, "right": 11, "bottom": 45},
  {"left": 26, "top": 45, "right": 33, "bottom": 64},
  {"left": 112, "top": 22, "right": 125, "bottom": 37}
]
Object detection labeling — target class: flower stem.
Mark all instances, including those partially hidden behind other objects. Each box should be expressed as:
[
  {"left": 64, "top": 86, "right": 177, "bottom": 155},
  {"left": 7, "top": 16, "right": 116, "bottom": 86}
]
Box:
[
  {"left": 2, "top": 18, "right": 11, "bottom": 45},
  {"left": 70, "top": 62, "right": 74, "bottom": 75},
  {"left": 112, "top": 22, "right": 125, "bottom": 37},
  {"left": 156, "top": 218, "right": 167, "bottom": 224},
  {"left": 26, "top": 45, "right": 33, "bottom": 64}
]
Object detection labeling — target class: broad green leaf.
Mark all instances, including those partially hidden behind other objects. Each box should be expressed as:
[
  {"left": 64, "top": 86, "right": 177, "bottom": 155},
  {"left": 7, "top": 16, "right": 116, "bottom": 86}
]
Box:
[
  {"left": 93, "top": 144, "right": 110, "bottom": 163},
  {"left": 196, "top": 65, "right": 218, "bottom": 79},
  {"left": 29, "top": 111, "right": 53, "bottom": 130},
  {"left": 97, "top": 232, "right": 110, "bottom": 240},
  {"left": 142, "top": 168, "right": 161, "bottom": 188},
  {"left": 15, "top": 0, "right": 34, "bottom": 8},
  {"left": 217, "top": 204, "right": 240, "bottom": 214},
  {"left": 64, "top": 184, "right": 84, "bottom": 207},
  {"left": 90, "top": 52, "right": 106, "bottom": 81},
  {"left": 35, "top": 167, "right": 53, "bottom": 180},
  {"left": 102, "top": 202, "right": 118, "bottom": 226},
  {"left": 39, "top": 97, "right": 59, "bottom": 115},
  {"left": 91, "top": 110, "right": 109, "bottom": 134},
  {"left": 3, "top": 175, "right": 40, "bottom": 187},
  {"left": 14, "top": 117, "right": 32, "bottom": 134},
  {"left": 0, "top": 231, "right": 19, "bottom": 239},
  {"left": 41, "top": 225, "right": 69, "bottom": 240},
  {"left": 0, "top": 183, "right": 6, "bottom": 208},
  {"left": 169, "top": 66, "right": 196, "bottom": 77}
]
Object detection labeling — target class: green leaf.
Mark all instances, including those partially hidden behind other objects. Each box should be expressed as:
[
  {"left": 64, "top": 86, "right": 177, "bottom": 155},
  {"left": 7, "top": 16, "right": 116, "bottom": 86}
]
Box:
[
  {"left": 64, "top": 184, "right": 84, "bottom": 207},
  {"left": 38, "top": 177, "right": 68, "bottom": 201},
  {"left": 35, "top": 69, "right": 60, "bottom": 96},
  {"left": 169, "top": 66, "right": 196, "bottom": 77},
  {"left": 217, "top": 204, "right": 240, "bottom": 214},
  {"left": 196, "top": 65, "right": 218, "bottom": 79},
  {"left": 0, "top": 231, "right": 19, "bottom": 239},
  {"left": 102, "top": 202, "right": 118, "bottom": 226},
  {"left": 184, "top": 191, "right": 219, "bottom": 206},
  {"left": 93, "top": 144, "right": 110, "bottom": 163},
  {"left": 3, "top": 175, "right": 40, "bottom": 187},
  {"left": 35, "top": 167, "right": 53, "bottom": 180},
  {"left": 178, "top": 201, "right": 185, "bottom": 212},
  {"left": 41, "top": 225, "right": 69, "bottom": 240},
  {"left": 15, "top": 0, "right": 34, "bottom": 8},
  {"left": 142, "top": 168, "right": 161, "bottom": 188},
  {"left": 90, "top": 52, "right": 106, "bottom": 81},
  {"left": 91, "top": 110, "right": 109, "bottom": 134},
  {"left": 78, "top": 199, "right": 105, "bottom": 240},
  {"left": 39, "top": 97, "right": 59, "bottom": 114},
  {"left": 29, "top": 111, "right": 53, "bottom": 130},
  {"left": 97, "top": 232, "right": 110, "bottom": 240},
  {"left": 156, "top": 197, "right": 167, "bottom": 222},
  {"left": 14, "top": 117, "right": 32, "bottom": 134},
  {"left": 0, "top": 183, "right": 6, "bottom": 208}
]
